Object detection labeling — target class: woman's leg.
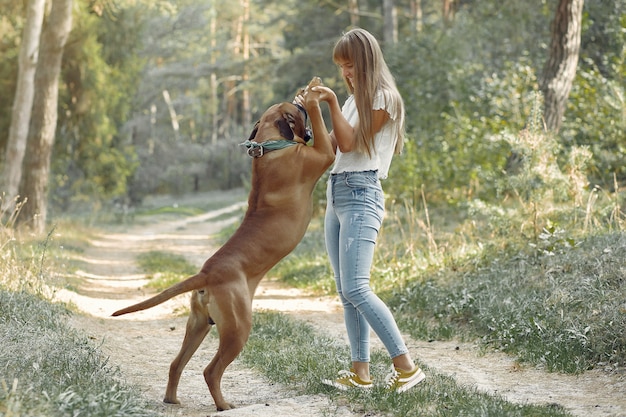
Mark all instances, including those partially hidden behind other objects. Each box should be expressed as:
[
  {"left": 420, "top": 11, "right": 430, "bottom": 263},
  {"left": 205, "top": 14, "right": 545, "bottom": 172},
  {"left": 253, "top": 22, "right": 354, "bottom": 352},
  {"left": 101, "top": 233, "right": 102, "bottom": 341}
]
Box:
[
  {"left": 325, "top": 179, "right": 371, "bottom": 373},
  {"left": 333, "top": 174, "right": 411, "bottom": 361}
]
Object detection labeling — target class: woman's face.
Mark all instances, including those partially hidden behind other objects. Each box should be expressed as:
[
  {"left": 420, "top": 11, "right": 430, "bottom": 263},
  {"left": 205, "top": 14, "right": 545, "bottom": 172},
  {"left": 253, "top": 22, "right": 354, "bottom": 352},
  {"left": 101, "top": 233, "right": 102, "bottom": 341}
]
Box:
[{"left": 336, "top": 59, "right": 355, "bottom": 90}]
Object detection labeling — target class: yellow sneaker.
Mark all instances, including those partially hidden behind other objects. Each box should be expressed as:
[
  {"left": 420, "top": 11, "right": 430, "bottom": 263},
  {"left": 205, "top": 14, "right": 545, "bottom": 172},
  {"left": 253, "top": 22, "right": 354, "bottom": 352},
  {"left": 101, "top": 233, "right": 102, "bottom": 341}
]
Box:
[
  {"left": 322, "top": 369, "right": 373, "bottom": 391},
  {"left": 385, "top": 365, "right": 426, "bottom": 393}
]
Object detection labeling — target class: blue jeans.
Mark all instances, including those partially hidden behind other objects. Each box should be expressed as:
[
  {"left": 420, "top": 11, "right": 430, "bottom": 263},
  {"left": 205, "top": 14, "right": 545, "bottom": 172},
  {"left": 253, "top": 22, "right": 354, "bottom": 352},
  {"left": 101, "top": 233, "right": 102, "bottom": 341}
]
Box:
[{"left": 325, "top": 170, "right": 409, "bottom": 363}]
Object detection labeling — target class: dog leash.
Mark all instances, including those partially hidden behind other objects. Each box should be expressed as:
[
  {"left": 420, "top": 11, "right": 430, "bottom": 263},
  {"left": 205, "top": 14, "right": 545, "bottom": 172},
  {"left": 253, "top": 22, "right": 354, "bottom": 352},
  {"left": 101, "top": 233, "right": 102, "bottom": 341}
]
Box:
[{"left": 240, "top": 139, "right": 298, "bottom": 158}]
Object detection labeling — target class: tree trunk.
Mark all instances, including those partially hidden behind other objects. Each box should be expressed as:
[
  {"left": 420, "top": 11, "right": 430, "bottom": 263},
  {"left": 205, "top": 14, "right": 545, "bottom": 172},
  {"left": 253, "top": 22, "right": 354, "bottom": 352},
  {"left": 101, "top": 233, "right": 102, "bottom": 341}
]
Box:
[
  {"left": 442, "top": 0, "right": 457, "bottom": 27},
  {"left": 162, "top": 89, "right": 180, "bottom": 141},
  {"left": 411, "top": 0, "right": 423, "bottom": 34},
  {"left": 540, "top": 0, "right": 584, "bottom": 132},
  {"left": 242, "top": 0, "right": 251, "bottom": 130},
  {"left": 209, "top": 4, "right": 218, "bottom": 145},
  {"left": 221, "top": 16, "right": 244, "bottom": 137},
  {"left": 348, "top": 0, "right": 359, "bottom": 27},
  {"left": 382, "top": 0, "right": 397, "bottom": 45},
  {"left": 2, "top": 0, "right": 46, "bottom": 211},
  {"left": 18, "top": 0, "right": 73, "bottom": 234}
]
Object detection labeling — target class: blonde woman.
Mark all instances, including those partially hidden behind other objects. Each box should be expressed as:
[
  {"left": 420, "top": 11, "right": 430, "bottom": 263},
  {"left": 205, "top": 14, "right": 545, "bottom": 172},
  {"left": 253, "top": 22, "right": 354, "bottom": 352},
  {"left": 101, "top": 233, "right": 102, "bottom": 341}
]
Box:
[{"left": 300, "top": 28, "right": 425, "bottom": 392}]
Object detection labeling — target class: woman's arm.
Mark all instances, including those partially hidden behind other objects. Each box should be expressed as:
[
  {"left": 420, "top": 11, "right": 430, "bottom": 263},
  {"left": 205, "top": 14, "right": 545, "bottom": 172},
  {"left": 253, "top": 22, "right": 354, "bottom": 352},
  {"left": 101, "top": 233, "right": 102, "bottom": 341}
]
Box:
[
  {"left": 311, "top": 87, "right": 389, "bottom": 153},
  {"left": 310, "top": 86, "right": 355, "bottom": 153}
]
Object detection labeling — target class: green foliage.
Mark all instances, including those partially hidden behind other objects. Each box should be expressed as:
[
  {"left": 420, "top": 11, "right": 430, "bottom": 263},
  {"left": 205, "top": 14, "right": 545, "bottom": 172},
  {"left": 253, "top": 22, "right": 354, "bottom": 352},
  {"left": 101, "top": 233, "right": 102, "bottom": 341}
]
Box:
[
  {"left": 384, "top": 1, "right": 553, "bottom": 204},
  {"left": 487, "top": 94, "right": 594, "bottom": 237},
  {"left": 0, "top": 0, "right": 24, "bottom": 155},
  {"left": 2, "top": 0, "right": 624, "bottom": 216},
  {"left": 389, "top": 54, "right": 546, "bottom": 204},
  {"left": 562, "top": 58, "right": 626, "bottom": 187}
]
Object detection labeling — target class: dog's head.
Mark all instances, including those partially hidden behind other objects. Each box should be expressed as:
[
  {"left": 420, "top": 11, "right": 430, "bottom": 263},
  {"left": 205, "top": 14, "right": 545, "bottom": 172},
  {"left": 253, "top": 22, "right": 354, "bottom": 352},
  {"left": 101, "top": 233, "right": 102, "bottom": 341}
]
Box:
[{"left": 247, "top": 102, "right": 312, "bottom": 144}]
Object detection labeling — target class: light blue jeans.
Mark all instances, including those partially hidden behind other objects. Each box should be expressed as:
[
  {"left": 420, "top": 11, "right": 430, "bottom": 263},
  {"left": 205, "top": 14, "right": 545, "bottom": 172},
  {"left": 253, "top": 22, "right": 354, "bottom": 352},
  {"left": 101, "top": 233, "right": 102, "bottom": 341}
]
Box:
[{"left": 325, "top": 170, "right": 409, "bottom": 363}]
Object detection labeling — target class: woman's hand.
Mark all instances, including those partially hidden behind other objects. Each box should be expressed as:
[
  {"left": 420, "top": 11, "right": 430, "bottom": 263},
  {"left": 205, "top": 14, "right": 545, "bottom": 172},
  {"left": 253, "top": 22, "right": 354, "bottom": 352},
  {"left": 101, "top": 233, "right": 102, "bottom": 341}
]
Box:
[
  {"left": 308, "top": 86, "right": 337, "bottom": 106},
  {"left": 303, "top": 87, "right": 322, "bottom": 109}
]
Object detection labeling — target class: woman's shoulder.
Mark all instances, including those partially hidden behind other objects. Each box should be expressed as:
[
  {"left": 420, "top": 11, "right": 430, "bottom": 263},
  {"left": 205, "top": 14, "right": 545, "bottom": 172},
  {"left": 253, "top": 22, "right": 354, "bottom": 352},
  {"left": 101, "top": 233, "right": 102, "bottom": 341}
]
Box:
[{"left": 373, "top": 89, "right": 400, "bottom": 118}]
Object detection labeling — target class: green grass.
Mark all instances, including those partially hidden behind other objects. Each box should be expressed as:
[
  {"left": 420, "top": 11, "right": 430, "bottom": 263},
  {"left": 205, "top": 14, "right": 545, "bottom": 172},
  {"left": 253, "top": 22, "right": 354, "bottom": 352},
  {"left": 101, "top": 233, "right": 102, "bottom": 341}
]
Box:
[
  {"left": 387, "top": 231, "right": 626, "bottom": 374},
  {"left": 241, "top": 311, "right": 572, "bottom": 417},
  {"left": 136, "top": 250, "right": 198, "bottom": 291},
  {"left": 0, "top": 291, "right": 161, "bottom": 417}
]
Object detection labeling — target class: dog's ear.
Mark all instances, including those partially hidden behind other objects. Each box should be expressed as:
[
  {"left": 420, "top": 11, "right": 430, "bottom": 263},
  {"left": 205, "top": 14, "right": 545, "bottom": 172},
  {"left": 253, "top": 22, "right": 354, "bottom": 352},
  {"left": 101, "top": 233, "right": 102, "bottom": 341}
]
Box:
[
  {"left": 275, "top": 116, "right": 295, "bottom": 141},
  {"left": 247, "top": 120, "right": 260, "bottom": 141}
]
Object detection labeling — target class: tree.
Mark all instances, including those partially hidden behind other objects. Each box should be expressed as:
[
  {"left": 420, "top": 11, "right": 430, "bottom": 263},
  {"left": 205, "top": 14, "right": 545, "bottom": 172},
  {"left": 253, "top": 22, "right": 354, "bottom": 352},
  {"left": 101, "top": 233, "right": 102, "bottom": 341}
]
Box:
[
  {"left": 540, "top": 0, "right": 584, "bottom": 132},
  {"left": 383, "top": 0, "right": 398, "bottom": 44},
  {"left": 2, "top": 0, "right": 46, "bottom": 211},
  {"left": 241, "top": 0, "right": 251, "bottom": 129},
  {"left": 349, "top": 0, "right": 359, "bottom": 27},
  {"left": 442, "top": 0, "right": 457, "bottom": 27},
  {"left": 18, "top": 0, "right": 73, "bottom": 234},
  {"left": 410, "top": 0, "right": 423, "bottom": 34}
]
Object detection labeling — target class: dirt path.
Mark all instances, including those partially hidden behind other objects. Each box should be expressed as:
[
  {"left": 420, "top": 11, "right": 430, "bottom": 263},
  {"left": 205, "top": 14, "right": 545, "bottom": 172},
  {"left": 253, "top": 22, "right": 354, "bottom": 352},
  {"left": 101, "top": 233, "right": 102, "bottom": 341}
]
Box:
[{"left": 56, "top": 191, "right": 626, "bottom": 417}]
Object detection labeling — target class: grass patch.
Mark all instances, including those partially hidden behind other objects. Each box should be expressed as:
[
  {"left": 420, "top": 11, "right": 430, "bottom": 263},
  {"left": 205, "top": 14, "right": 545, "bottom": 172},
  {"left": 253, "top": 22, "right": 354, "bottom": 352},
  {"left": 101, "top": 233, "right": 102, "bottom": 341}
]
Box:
[
  {"left": 0, "top": 291, "right": 160, "bottom": 417},
  {"left": 1, "top": 221, "right": 92, "bottom": 298},
  {"left": 388, "top": 232, "right": 626, "bottom": 374},
  {"left": 242, "top": 311, "right": 572, "bottom": 417},
  {"left": 136, "top": 251, "right": 198, "bottom": 291}
]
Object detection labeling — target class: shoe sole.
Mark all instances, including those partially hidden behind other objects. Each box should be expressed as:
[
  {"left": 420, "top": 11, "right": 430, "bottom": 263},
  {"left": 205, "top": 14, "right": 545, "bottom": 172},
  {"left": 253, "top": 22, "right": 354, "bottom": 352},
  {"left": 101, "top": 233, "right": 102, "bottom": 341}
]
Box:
[{"left": 396, "top": 369, "right": 426, "bottom": 393}]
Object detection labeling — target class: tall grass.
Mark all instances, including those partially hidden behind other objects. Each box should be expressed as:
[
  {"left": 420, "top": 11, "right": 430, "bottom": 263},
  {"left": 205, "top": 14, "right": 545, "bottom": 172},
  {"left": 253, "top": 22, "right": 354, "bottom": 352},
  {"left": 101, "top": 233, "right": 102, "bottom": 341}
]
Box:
[{"left": 0, "top": 195, "right": 49, "bottom": 297}]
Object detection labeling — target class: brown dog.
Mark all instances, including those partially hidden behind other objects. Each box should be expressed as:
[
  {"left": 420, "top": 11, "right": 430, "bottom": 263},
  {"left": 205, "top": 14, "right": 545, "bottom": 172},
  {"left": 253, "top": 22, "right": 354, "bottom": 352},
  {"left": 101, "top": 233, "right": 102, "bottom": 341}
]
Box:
[{"left": 112, "top": 85, "right": 334, "bottom": 411}]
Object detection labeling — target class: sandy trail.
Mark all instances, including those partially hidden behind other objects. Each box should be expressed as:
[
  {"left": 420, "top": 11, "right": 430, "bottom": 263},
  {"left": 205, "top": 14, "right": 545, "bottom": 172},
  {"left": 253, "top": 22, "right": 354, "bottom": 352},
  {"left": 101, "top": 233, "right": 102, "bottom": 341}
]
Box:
[{"left": 57, "top": 191, "right": 626, "bottom": 417}]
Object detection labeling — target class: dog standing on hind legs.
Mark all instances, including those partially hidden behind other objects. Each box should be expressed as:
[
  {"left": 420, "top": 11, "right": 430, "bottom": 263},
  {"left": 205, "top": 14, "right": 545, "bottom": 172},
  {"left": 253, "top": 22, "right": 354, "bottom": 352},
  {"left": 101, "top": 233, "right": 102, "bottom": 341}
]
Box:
[{"left": 112, "top": 78, "right": 334, "bottom": 411}]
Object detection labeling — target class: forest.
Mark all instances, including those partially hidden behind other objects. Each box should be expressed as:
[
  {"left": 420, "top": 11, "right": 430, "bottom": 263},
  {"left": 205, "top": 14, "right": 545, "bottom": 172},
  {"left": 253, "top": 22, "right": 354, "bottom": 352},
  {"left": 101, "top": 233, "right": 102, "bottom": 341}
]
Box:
[
  {"left": 1, "top": 1, "right": 626, "bottom": 416},
  {"left": 0, "top": 0, "right": 623, "bottom": 233}
]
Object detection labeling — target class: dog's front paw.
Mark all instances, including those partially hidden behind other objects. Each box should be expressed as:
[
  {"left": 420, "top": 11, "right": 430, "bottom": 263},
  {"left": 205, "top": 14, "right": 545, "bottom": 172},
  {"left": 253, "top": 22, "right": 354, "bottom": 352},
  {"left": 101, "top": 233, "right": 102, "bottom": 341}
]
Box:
[{"left": 307, "top": 76, "right": 323, "bottom": 89}]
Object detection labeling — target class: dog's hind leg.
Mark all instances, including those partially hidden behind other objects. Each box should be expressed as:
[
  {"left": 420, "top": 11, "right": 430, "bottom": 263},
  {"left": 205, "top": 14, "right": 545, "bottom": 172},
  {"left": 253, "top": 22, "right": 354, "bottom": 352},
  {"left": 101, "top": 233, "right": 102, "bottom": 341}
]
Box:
[
  {"left": 164, "top": 290, "right": 213, "bottom": 405},
  {"left": 204, "top": 291, "right": 253, "bottom": 411}
]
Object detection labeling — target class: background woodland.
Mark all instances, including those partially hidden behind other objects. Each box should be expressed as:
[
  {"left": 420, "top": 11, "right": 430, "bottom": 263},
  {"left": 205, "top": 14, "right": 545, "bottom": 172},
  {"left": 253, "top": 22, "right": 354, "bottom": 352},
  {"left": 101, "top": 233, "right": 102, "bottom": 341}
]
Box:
[{"left": 0, "top": 0, "right": 624, "bottom": 233}]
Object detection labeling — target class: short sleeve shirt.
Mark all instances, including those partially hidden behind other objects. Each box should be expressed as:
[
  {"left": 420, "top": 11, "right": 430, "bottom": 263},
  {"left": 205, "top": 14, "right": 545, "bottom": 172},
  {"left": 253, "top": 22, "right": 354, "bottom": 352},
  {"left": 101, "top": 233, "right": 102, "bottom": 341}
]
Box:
[{"left": 330, "top": 90, "right": 399, "bottom": 179}]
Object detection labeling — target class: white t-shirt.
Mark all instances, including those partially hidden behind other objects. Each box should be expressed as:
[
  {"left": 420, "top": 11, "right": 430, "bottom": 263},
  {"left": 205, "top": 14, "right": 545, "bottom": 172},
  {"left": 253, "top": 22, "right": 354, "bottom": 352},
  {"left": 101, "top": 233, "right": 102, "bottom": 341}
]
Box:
[{"left": 330, "top": 90, "right": 399, "bottom": 179}]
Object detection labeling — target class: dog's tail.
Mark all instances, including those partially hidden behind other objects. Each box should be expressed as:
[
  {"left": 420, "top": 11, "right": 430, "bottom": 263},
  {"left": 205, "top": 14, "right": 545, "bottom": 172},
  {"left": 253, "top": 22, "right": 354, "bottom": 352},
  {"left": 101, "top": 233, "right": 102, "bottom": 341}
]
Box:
[{"left": 111, "top": 272, "right": 205, "bottom": 317}]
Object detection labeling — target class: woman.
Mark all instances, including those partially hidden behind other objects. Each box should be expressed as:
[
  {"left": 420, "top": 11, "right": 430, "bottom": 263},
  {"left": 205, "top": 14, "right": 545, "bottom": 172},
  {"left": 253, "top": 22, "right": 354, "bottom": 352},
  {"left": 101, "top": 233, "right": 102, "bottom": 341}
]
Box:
[{"left": 299, "top": 28, "right": 426, "bottom": 392}]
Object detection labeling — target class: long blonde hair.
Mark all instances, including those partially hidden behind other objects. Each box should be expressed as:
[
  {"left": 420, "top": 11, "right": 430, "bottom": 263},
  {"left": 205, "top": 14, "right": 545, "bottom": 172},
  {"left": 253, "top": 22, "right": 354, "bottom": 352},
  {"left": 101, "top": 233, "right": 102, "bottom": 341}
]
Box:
[{"left": 333, "top": 28, "right": 405, "bottom": 156}]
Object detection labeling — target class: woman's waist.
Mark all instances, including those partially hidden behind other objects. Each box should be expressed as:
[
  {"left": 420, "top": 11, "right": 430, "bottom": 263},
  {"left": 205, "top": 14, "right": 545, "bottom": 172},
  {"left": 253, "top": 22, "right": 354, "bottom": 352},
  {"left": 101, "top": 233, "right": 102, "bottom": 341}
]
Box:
[{"left": 330, "top": 170, "right": 378, "bottom": 180}]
